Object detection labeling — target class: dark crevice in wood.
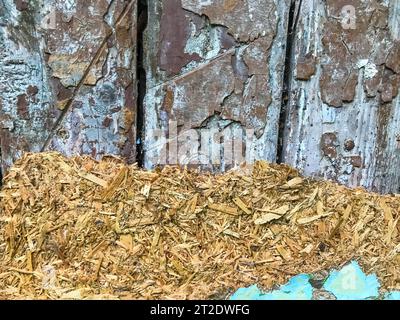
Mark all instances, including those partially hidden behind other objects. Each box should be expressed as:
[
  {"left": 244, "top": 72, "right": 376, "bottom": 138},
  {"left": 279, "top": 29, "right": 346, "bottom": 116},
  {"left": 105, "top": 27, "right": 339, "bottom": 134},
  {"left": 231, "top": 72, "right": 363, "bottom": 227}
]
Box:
[
  {"left": 135, "top": 0, "right": 148, "bottom": 168},
  {"left": 277, "top": 0, "right": 302, "bottom": 164}
]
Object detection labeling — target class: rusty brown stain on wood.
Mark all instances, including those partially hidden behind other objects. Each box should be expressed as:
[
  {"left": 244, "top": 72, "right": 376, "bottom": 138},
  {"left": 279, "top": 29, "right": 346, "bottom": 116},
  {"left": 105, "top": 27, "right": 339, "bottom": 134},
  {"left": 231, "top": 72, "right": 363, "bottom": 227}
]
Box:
[
  {"left": 158, "top": 0, "right": 201, "bottom": 76},
  {"left": 16, "top": 94, "right": 29, "bottom": 120},
  {"left": 144, "top": 0, "right": 285, "bottom": 170},
  {"left": 1, "top": 0, "right": 399, "bottom": 195},
  {"left": 13, "top": 0, "right": 28, "bottom": 11},
  {"left": 284, "top": 0, "right": 400, "bottom": 193},
  {"left": 43, "top": 0, "right": 138, "bottom": 162},
  {"left": 320, "top": 0, "right": 400, "bottom": 107},
  {"left": 0, "top": 0, "right": 138, "bottom": 175},
  {"left": 296, "top": 53, "right": 317, "bottom": 81},
  {"left": 344, "top": 139, "right": 355, "bottom": 152},
  {"left": 320, "top": 133, "right": 338, "bottom": 160},
  {"left": 182, "top": 0, "right": 277, "bottom": 42}
]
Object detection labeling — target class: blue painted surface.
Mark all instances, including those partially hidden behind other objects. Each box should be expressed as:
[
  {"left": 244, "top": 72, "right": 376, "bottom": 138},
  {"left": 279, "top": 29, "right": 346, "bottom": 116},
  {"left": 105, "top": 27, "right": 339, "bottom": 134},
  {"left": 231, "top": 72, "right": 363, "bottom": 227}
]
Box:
[
  {"left": 323, "top": 261, "right": 380, "bottom": 300},
  {"left": 385, "top": 291, "right": 400, "bottom": 300},
  {"left": 230, "top": 261, "right": 398, "bottom": 300},
  {"left": 230, "top": 285, "right": 263, "bottom": 300},
  {"left": 230, "top": 274, "right": 313, "bottom": 300}
]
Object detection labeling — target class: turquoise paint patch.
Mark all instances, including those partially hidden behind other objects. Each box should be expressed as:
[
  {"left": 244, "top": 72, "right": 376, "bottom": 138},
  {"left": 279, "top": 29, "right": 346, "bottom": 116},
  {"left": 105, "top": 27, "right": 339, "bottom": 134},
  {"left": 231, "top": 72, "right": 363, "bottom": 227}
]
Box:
[
  {"left": 323, "top": 261, "right": 380, "bottom": 300},
  {"left": 230, "top": 285, "right": 263, "bottom": 300},
  {"left": 230, "top": 275, "right": 313, "bottom": 300},
  {"left": 229, "top": 261, "right": 394, "bottom": 300},
  {"left": 259, "top": 274, "right": 313, "bottom": 300},
  {"left": 385, "top": 291, "right": 400, "bottom": 300}
]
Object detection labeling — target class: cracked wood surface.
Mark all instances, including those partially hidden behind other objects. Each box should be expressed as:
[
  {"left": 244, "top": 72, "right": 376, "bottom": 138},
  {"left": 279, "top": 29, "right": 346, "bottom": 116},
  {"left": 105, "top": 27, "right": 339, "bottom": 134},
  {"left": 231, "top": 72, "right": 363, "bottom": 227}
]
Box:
[
  {"left": 143, "top": 0, "right": 289, "bottom": 171},
  {"left": 0, "top": 0, "right": 138, "bottom": 173},
  {"left": 283, "top": 0, "right": 400, "bottom": 193}
]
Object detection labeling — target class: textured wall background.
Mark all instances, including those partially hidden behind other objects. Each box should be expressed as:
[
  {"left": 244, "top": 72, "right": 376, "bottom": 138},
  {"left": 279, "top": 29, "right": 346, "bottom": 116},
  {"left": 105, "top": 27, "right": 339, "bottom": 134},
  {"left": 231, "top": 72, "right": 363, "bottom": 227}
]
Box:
[
  {"left": 143, "top": 0, "right": 289, "bottom": 170},
  {"left": 283, "top": 0, "right": 400, "bottom": 193},
  {"left": 0, "top": 0, "right": 399, "bottom": 193},
  {"left": 0, "top": 0, "right": 138, "bottom": 175}
]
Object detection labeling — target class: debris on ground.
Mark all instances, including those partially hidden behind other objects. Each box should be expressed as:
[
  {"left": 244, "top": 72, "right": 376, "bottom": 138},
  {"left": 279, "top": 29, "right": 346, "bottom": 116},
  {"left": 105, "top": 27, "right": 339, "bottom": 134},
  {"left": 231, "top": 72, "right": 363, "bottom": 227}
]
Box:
[{"left": 0, "top": 152, "right": 399, "bottom": 300}]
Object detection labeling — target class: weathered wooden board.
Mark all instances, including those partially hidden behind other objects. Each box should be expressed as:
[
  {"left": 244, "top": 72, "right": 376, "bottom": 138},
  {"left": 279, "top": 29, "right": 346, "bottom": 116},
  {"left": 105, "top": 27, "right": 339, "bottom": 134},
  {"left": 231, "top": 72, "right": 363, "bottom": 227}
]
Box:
[
  {"left": 0, "top": 0, "right": 54, "bottom": 175},
  {"left": 283, "top": 0, "right": 400, "bottom": 193},
  {"left": 143, "top": 0, "right": 290, "bottom": 170},
  {"left": 44, "top": 0, "right": 138, "bottom": 163},
  {"left": 0, "top": 0, "right": 138, "bottom": 175}
]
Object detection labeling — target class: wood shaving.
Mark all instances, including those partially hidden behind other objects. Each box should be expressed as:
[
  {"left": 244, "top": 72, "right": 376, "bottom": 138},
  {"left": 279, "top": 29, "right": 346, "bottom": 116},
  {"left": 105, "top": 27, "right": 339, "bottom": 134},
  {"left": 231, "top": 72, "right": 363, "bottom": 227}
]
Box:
[{"left": 0, "top": 152, "right": 399, "bottom": 299}]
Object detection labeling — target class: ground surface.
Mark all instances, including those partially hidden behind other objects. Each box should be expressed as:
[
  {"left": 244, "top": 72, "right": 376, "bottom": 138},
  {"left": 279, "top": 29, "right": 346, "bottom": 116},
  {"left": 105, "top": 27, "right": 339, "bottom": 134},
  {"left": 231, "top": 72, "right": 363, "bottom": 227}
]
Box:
[{"left": 0, "top": 152, "right": 399, "bottom": 299}]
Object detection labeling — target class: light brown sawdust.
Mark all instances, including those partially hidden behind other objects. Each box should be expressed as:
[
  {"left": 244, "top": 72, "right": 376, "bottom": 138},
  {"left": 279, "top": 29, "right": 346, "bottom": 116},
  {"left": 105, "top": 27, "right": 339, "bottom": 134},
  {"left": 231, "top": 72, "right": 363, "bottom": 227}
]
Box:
[{"left": 0, "top": 152, "right": 399, "bottom": 300}]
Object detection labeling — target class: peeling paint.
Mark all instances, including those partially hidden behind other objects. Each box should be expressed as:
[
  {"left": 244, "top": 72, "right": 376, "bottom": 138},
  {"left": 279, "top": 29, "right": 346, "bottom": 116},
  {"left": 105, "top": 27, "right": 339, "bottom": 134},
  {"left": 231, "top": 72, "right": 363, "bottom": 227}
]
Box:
[
  {"left": 0, "top": 0, "right": 55, "bottom": 173},
  {"left": 182, "top": 0, "right": 277, "bottom": 42},
  {"left": 283, "top": 0, "right": 400, "bottom": 193},
  {"left": 230, "top": 261, "right": 390, "bottom": 300},
  {"left": 144, "top": 0, "right": 289, "bottom": 169},
  {"left": 1, "top": 0, "right": 399, "bottom": 194},
  {"left": 0, "top": 0, "right": 138, "bottom": 173}
]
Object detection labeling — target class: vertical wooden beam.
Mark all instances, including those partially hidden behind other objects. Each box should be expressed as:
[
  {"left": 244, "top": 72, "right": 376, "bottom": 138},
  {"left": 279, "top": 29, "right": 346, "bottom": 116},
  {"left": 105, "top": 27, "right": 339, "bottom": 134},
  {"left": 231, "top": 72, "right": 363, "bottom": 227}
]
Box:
[
  {"left": 283, "top": 0, "right": 400, "bottom": 193},
  {"left": 143, "top": 0, "right": 290, "bottom": 170},
  {"left": 0, "top": 0, "right": 138, "bottom": 174}
]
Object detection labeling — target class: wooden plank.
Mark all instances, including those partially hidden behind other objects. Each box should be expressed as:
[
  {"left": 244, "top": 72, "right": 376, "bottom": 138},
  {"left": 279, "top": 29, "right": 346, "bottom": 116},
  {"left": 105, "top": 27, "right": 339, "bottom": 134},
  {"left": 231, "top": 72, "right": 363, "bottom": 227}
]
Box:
[
  {"left": 283, "top": 0, "right": 400, "bottom": 193},
  {"left": 0, "top": 0, "right": 138, "bottom": 176},
  {"left": 43, "top": 0, "right": 138, "bottom": 164},
  {"left": 143, "top": 0, "right": 290, "bottom": 171},
  {"left": 0, "top": 1, "right": 55, "bottom": 174}
]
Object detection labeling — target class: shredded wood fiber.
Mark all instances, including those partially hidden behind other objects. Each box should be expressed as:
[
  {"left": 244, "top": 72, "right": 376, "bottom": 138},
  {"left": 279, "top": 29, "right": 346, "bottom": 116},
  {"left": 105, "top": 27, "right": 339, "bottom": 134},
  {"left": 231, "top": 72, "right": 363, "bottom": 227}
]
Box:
[{"left": 0, "top": 152, "right": 399, "bottom": 299}]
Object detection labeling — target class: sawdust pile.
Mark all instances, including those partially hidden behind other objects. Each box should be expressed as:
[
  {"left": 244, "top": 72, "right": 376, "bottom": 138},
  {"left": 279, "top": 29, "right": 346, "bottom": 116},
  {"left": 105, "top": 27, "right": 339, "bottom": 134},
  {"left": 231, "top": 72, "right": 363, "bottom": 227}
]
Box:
[{"left": 0, "top": 152, "right": 399, "bottom": 299}]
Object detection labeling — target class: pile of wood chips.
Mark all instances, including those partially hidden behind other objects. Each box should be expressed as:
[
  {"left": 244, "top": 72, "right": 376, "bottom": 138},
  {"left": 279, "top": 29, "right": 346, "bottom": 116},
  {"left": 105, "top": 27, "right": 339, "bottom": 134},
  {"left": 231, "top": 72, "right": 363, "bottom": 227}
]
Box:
[{"left": 0, "top": 152, "right": 399, "bottom": 299}]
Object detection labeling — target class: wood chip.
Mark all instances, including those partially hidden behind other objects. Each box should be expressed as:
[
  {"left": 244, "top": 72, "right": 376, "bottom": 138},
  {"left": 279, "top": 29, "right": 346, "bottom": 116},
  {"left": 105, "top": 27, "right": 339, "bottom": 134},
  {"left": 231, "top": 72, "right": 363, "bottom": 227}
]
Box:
[
  {"left": 255, "top": 213, "right": 282, "bottom": 225},
  {"left": 0, "top": 152, "right": 398, "bottom": 300},
  {"left": 208, "top": 203, "right": 238, "bottom": 215},
  {"left": 233, "top": 197, "right": 251, "bottom": 215},
  {"left": 285, "top": 177, "right": 304, "bottom": 188},
  {"left": 102, "top": 167, "right": 128, "bottom": 200},
  {"left": 77, "top": 170, "right": 108, "bottom": 187},
  {"left": 297, "top": 212, "right": 332, "bottom": 225}
]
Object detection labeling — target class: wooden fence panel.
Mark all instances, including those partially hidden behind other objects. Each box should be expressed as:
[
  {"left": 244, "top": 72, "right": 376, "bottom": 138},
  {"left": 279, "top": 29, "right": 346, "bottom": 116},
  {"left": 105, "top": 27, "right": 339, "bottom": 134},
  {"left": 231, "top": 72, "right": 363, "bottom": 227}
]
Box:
[
  {"left": 1, "top": 0, "right": 399, "bottom": 193},
  {"left": 282, "top": 0, "right": 400, "bottom": 193},
  {"left": 0, "top": 0, "right": 138, "bottom": 175},
  {"left": 143, "top": 0, "right": 290, "bottom": 170}
]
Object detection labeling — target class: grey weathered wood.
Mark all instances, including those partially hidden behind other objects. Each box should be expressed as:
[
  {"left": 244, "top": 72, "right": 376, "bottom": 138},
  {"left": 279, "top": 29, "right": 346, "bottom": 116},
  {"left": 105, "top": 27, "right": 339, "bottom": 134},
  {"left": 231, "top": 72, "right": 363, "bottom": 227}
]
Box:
[
  {"left": 143, "top": 0, "right": 290, "bottom": 171},
  {"left": 44, "top": 0, "right": 138, "bottom": 163},
  {"left": 1, "top": 0, "right": 399, "bottom": 194},
  {"left": 283, "top": 0, "right": 400, "bottom": 193},
  {"left": 0, "top": 0, "right": 138, "bottom": 175},
  {"left": 0, "top": 0, "right": 55, "bottom": 174}
]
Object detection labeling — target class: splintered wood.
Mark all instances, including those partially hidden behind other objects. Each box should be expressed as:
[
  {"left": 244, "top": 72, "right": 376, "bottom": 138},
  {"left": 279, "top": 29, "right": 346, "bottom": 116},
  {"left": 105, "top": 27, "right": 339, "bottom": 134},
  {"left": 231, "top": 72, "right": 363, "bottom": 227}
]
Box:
[{"left": 0, "top": 152, "right": 399, "bottom": 299}]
